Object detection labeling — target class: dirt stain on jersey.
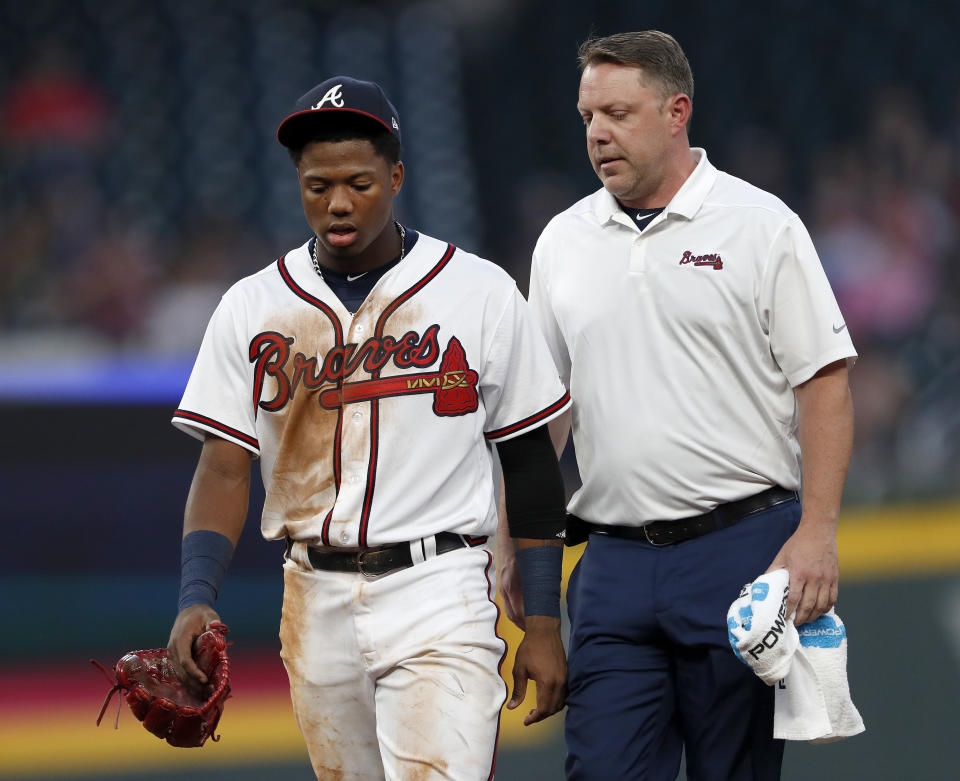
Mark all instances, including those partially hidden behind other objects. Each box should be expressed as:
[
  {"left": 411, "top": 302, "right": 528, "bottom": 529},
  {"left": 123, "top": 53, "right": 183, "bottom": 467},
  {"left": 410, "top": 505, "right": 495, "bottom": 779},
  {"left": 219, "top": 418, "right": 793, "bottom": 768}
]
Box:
[
  {"left": 260, "top": 309, "right": 341, "bottom": 529},
  {"left": 374, "top": 300, "right": 425, "bottom": 344},
  {"left": 337, "top": 297, "right": 430, "bottom": 523}
]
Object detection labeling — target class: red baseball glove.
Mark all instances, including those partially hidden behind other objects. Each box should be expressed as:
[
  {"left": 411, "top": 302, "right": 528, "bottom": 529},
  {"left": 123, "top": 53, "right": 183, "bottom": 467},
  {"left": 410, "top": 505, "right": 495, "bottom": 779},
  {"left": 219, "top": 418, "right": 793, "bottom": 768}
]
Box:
[{"left": 91, "top": 621, "right": 231, "bottom": 748}]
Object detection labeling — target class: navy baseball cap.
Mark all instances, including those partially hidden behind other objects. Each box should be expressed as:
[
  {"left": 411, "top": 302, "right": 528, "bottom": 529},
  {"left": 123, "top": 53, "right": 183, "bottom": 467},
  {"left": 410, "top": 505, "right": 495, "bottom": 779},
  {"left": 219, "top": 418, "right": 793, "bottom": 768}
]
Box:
[{"left": 276, "top": 76, "right": 401, "bottom": 149}]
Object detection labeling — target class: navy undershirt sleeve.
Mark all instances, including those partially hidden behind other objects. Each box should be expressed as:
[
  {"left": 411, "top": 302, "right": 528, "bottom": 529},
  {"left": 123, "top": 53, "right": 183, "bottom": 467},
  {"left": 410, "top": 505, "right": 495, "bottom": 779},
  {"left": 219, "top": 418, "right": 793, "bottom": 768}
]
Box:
[
  {"left": 497, "top": 424, "right": 566, "bottom": 539},
  {"left": 498, "top": 425, "right": 566, "bottom": 617}
]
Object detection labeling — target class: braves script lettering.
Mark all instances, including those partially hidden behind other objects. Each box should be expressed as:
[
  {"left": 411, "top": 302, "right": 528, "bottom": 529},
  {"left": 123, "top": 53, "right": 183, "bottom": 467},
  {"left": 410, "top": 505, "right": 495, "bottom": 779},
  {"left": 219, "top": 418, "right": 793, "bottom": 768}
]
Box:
[
  {"left": 679, "top": 249, "right": 723, "bottom": 270},
  {"left": 250, "top": 325, "right": 460, "bottom": 413}
]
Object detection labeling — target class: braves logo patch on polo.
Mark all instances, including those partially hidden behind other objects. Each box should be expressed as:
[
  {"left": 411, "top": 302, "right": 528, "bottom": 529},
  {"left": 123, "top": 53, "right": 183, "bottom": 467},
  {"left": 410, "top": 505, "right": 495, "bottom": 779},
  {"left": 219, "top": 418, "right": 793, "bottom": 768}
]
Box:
[{"left": 679, "top": 249, "right": 723, "bottom": 270}]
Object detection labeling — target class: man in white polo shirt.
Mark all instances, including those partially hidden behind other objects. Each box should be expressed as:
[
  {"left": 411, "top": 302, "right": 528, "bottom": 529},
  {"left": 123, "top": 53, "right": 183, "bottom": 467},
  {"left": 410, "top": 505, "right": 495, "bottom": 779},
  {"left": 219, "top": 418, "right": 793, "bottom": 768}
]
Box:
[{"left": 500, "top": 30, "right": 857, "bottom": 780}]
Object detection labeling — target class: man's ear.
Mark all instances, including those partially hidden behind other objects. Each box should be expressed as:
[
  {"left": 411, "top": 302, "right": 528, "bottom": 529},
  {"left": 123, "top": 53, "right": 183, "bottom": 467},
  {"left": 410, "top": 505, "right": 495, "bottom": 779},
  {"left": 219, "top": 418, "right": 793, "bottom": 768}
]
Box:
[
  {"left": 391, "top": 160, "right": 405, "bottom": 196},
  {"left": 667, "top": 93, "right": 692, "bottom": 136}
]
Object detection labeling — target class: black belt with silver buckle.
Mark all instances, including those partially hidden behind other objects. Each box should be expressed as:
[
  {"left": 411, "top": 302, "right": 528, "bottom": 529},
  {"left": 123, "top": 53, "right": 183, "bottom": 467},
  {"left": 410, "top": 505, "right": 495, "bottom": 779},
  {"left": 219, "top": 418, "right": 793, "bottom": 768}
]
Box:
[
  {"left": 295, "top": 532, "right": 481, "bottom": 577},
  {"left": 588, "top": 486, "right": 798, "bottom": 547}
]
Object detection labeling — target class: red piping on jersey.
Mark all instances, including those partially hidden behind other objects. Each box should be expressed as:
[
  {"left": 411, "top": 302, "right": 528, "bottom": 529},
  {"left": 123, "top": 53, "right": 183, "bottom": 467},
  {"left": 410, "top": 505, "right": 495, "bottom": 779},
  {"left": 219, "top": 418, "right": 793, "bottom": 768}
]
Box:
[
  {"left": 277, "top": 256, "right": 344, "bottom": 332},
  {"left": 277, "top": 255, "right": 346, "bottom": 546},
  {"left": 373, "top": 244, "right": 457, "bottom": 336},
  {"left": 358, "top": 242, "right": 457, "bottom": 547},
  {"left": 484, "top": 390, "right": 571, "bottom": 441},
  {"left": 483, "top": 549, "right": 508, "bottom": 781},
  {"left": 173, "top": 410, "right": 260, "bottom": 450}
]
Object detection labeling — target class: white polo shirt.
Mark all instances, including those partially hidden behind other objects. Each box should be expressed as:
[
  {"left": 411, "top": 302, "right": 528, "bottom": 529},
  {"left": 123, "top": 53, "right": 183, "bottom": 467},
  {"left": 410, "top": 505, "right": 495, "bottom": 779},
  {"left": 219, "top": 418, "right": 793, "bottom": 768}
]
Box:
[{"left": 529, "top": 148, "right": 857, "bottom": 524}]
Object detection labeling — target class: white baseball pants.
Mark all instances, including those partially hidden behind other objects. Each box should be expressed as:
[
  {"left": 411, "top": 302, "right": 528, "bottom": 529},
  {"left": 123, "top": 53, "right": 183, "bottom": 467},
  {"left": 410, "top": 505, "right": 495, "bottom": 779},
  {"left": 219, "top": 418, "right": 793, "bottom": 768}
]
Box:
[{"left": 280, "top": 542, "right": 507, "bottom": 780}]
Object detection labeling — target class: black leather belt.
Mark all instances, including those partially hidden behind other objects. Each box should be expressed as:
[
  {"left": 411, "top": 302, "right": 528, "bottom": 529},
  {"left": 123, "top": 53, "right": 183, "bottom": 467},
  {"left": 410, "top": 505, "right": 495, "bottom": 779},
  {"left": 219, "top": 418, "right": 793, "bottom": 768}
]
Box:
[
  {"left": 587, "top": 486, "right": 798, "bottom": 547},
  {"left": 295, "top": 532, "right": 480, "bottom": 577}
]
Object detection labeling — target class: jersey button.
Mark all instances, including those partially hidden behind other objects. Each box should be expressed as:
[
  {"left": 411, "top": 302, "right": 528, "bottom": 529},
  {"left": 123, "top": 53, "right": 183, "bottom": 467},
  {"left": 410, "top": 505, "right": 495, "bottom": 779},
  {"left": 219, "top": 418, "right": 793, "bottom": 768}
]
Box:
[
  {"left": 339, "top": 531, "right": 349, "bottom": 543},
  {"left": 352, "top": 411, "right": 362, "bottom": 421}
]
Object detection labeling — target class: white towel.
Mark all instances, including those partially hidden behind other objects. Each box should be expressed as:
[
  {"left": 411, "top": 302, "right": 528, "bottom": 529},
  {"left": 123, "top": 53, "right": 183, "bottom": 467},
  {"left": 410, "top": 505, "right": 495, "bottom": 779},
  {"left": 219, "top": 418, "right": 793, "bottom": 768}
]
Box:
[
  {"left": 726, "top": 569, "right": 795, "bottom": 683},
  {"left": 726, "top": 569, "right": 865, "bottom": 742}
]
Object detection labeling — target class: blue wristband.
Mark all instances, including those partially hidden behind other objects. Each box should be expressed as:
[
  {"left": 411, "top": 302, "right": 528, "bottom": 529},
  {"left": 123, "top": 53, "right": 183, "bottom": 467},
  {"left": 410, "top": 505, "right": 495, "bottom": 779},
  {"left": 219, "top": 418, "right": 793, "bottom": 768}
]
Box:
[
  {"left": 515, "top": 545, "right": 563, "bottom": 619},
  {"left": 178, "top": 530, "right": 235, "bottom": 612}
]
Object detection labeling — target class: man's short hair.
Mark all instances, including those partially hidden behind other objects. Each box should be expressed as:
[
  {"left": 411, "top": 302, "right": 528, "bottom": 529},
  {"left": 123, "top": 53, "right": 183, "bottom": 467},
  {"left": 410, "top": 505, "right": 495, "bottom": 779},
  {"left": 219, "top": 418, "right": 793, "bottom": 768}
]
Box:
[
  {"left": 287, "top": 115, "right": 403, "bottom": 167},
  {"left": 577, "top": 31, "right": 694, "bottom": 103}
]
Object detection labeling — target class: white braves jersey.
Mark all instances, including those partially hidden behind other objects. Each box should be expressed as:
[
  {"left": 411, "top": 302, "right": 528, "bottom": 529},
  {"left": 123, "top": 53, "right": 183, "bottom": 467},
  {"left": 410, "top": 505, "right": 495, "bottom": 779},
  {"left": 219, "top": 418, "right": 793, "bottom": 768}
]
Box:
[
  {"left": 530, "top": 148, "right": 857, "bottom": 524},
  {"left": 174, "top": 232, "right": 570, "bottom": 548}
]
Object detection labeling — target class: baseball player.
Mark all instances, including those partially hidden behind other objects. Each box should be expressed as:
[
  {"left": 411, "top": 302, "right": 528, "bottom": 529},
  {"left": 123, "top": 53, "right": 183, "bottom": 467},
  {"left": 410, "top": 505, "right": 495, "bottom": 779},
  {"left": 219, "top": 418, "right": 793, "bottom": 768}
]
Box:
[
  {"left": 499, "top": 32, "right": 857, "bottom": 780},
  {"left": 165, "top": 76, "right": 571, "bottom": 780}
]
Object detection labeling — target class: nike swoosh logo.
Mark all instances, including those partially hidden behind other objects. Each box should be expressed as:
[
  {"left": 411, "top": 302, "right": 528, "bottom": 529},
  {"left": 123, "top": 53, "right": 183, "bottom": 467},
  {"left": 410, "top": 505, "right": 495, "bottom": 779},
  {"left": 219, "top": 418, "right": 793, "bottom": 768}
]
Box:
[
  {"left": 347, "top": 273, "right": 368, "bottom": 282},
  {"left": 832, "top": 323, "right": 847, "bottom": 334},
  {"left": 636, "top": 213, "right": 656, "bottom": 221}
]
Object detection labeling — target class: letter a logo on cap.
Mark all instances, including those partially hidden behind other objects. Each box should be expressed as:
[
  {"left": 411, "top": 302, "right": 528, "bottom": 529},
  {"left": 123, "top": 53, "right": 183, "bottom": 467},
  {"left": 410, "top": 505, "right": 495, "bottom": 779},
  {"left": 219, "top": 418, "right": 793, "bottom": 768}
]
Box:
[{"left": 312, "top": 84, "right": 344, "bottom": 109}]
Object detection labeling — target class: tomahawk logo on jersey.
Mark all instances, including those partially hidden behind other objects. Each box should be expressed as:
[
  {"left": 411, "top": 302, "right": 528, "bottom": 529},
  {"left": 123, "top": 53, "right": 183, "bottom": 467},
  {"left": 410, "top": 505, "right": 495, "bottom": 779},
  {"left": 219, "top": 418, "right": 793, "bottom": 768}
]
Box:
[{"left": 172, "top": 232, "right": 570, "bottom": 550}]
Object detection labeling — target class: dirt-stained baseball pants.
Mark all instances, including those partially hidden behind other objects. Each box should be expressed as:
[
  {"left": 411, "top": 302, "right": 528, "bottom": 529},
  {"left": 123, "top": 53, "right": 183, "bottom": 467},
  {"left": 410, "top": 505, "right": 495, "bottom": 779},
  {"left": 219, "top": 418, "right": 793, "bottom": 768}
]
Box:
[{"left": 280, "top": 541, "right": 507, "bottom": 781}]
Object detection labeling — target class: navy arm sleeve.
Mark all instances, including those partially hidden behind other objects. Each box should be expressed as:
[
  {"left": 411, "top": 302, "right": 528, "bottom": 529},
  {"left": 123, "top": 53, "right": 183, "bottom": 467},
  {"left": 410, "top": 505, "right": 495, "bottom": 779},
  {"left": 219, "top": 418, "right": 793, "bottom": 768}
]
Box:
[{"left": 497, "top": 424, "right": 566, "bottom": 539}]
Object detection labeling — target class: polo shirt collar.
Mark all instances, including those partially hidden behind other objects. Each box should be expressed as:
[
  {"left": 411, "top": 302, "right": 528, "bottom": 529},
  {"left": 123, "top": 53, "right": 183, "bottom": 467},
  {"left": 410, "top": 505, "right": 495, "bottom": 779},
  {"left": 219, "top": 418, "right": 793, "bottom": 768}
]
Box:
[{"left": 591, "top": 147, "right": 718, "bottom": 225}]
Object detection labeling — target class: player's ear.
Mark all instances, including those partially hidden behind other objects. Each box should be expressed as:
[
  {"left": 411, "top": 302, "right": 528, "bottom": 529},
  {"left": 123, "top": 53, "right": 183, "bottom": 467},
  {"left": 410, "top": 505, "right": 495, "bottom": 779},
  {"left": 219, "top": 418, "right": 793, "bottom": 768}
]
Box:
[
  {"left": 666, "top": 93, "right": 692, "bottom": 136},
  {"left": 391, "top": 161, "right": 404, "bottom": 196}
]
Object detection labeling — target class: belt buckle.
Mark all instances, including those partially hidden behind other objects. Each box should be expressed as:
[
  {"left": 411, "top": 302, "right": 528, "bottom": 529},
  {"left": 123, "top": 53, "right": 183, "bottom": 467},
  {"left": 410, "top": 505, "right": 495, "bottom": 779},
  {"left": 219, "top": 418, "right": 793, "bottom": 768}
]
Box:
[
  {"left": 357, "top": 550, "right": 385, "bottom": 578},
  {"left": 643, "top": 524, "right": 671, "bottom": 547}
]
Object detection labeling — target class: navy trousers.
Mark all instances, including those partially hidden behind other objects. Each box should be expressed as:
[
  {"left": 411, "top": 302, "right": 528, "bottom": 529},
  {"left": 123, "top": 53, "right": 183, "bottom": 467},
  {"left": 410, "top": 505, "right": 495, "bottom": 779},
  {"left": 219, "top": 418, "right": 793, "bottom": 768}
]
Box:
[{"left": 564, "top": 498, "right": 801, "bottom": 781}]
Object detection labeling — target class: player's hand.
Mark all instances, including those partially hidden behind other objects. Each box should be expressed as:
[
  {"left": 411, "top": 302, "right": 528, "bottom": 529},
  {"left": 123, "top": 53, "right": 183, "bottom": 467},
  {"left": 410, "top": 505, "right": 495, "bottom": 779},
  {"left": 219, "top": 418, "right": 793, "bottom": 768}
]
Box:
[
  {"left": 507, "top": 615, "right": 566, "bottom": 725},
  {"left": 766, "top": 520, "right": 838, "bottom": 626},
  {"left": 167, "top": 604, "right": 222, "bottom": 697},
  {"left": 496, "top": 543, "right": 526, "bottom": 631}
]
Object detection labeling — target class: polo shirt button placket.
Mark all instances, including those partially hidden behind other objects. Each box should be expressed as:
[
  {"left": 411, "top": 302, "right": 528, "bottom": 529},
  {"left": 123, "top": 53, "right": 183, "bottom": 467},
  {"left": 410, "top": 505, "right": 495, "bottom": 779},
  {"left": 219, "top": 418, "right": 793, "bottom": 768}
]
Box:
[{"left": 629, "top": 237, "right": 648, "bottom": 283}]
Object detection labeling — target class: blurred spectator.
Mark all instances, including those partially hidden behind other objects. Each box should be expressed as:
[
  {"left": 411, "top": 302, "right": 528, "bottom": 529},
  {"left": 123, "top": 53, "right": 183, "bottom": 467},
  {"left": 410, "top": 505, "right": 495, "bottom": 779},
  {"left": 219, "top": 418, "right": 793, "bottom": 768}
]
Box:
[
  {"left": 0, "top": 44, "right": 111, "bottom": 331},
  {"left": 1, "top": 43, "right": 109, "bottom": 227},
  {"left": 808, "top": 86, "right": 960, "bottom": 500},
  {"left": 724, "top": 125, "right": 801, "bottom": 212},
  {"left": 141, "top": 219, "right": 269, "bottom": 356},
  {"left": 60, "top": 221, "right": 158, "bottom": 345},
  {"left": 498, "top": 169, "right": 581, "bottom": 294},
  {"left": 1, "top": 47, "right": 109, "bottom": 151},
  {"left": 0, "top": 204, "right": 54, "bottom": 328}
]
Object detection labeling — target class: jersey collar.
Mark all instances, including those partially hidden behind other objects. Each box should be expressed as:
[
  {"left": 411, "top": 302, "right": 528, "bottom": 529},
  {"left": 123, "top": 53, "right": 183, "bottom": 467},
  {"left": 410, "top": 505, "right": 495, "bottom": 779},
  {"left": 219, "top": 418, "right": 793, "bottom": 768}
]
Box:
[
  {"left": 283, "top": 239, "right": 333, "bottom": 302},
  {"left": 592, "top": 147, "right": 718, "bottom": 227},
  {"left": 279, "top": 232, "right": 452, "bottom": 322}
]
